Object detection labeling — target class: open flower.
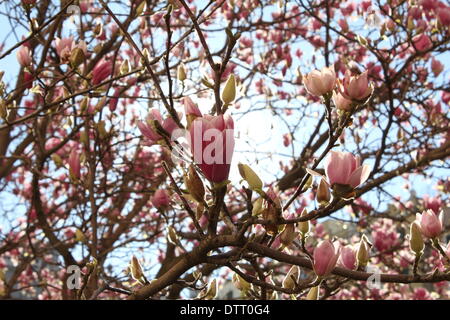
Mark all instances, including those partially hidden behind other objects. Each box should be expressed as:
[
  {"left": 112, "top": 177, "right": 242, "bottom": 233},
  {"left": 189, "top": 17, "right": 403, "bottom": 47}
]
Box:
[
  {"left": 339, "top": 70, "right": 373, "bottom": 101},
  {"left": 303, "top": 66, "right": 336, "bottom": 97},
  {"left": 138, "top": 109, "right": 180, "bottom": 145},
  {"left": 324, "top": 151, "right": 371, "bottom": 188}
]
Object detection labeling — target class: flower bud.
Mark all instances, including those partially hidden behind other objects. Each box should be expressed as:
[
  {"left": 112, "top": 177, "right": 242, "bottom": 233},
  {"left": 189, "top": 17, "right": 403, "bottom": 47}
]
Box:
[
  {"left": 75, "top": 228, "right": 86, "bottom": 243},
  {"left": 357, "top": 236, "right": 370, "bottom": 268},
  {"left": 221, "top": 74, "right": 236, "bottom": 104},
  {"left": 252, "top": 197, "right": 263, "bottom": 216},
  {"left": 279, "top": 223, "right": 299, "bottom": 248},
  {"left": 232, "top": 273, "right": 250, "bottom": 292},
  {"left": 120, "top": 59, "right": 131, "bottom": 75},
  {"left": 69, "top": 47, "right": 85, "bottom": 69},
  {"left": 167, "top": 226, "right": 179, "bottom": 245},
  {"left": 298, "top": 208, "right": 310, "bottom": 237},
  {"left": 129, "top": 255, "right": 144, "bottom": 281},
  {"left": 184, "top": 165, "right": 205, "bottom": 203},
  {"left": 306, "top": 286, "right": 319, "bottom": 300},
  {"left": 204, "top": 279, "right": 217, "bottom": 300},
  {"left": 238, "top": 163, "right": 263, "bottom": 192},
  {"left": 418, "top": 209, "right": 444, "bottom": 239},
  {"left": 177, "top": 63, "right": 187, "bottom": 81},
  {"left": 282, "top": 265, "right": 300, "bottom": 290},
  {"left": 313, "top": 240, "right": 340, "bottom": 277},
  {"left": 68, "top": 149, "right": 81, "bottom": 181},
  {"left": 316, "top": 178, "right": 331, "bottom": 207},
  {"left": 410, "top": 221, "right": 424, "bottom": 255}
]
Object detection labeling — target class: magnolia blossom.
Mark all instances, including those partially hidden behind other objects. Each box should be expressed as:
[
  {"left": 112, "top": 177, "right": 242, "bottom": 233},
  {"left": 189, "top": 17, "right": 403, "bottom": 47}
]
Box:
[
  {"left": 437, "top": 7, "right": 450, "bottom": 26},
  {"left": 332, "top": 91, "right": 352, "bottom": 111},
  {"left": 324, "top": 151, "right": 371, "bottom": 188},
  {"left": 431, "top": 58, "right": 444, "bottom": 77},
  {"left": 152, "top": 189, "right": 170, "bottom": 208},
  {"left": 55, "top": 37, "right": 76, "bottom": 62},
  {"left": 418, "top": 209, "right": 444, "bottom": 238},
  {"left": 183, "top": 97, "right": 202, "bottom": 117},
  {"left": 412, "top": 34, "right": 432, "bottom": 52},
  {"left": 68, "top": 149, "right": 81, "bottom": 180},
  {"left": 189, "top": 114, "right": 235, "bottom": 183},
  {"left": 313, "top": 240, "right": 340, "bottom": 277},
  {"left": 138, "top": 109, "right": 180, "bottom": 145},
  {"left": 303, "top": 66, "right": 336, "bottom": 96},
  {"left": 16, "top": 46, "right": 32, "bottom": 67},
  {"left": 423, "top": 195, "right": 442, "bottom": 214},
  {"left": 92, "top": 59, "right": 113, "bottom": 85},
  {"left": 339, "top": 70, "right": 373, "bottom": 101},
  {"left": 339, "top": 245, "right": 357, "bottom": 270}
]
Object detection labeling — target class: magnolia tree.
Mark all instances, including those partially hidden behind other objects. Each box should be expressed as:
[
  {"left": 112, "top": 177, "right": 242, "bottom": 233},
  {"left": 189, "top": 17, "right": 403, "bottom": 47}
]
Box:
[{"left": 0, "top": 0, "right": 449, "bottom": 300}]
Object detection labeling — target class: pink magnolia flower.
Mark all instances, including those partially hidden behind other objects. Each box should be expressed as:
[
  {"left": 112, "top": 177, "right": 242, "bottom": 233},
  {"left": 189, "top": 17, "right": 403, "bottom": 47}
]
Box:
[
  {"left": 418, "top": 209, "right": 444, "bottom": 238},
  {"left": 152, "top": 189, "right": 170, "bottom": 208},
  {"left": 339, "top": 70, "right": 373, "bottom": 101},
  {"left": 431, "top": 58, "right": 444, "bottom": 77},
  {"left": 55, "top": 37, "right": 75, "bottom": 62},
  {"left": 68, "top": 149, "right": 81, "bottom": 180},
  {"left": 138, "top": 109, "right": 180, "bottom": 145},
  {"left": 92, "top": 59, "right": 113, "bottom": 85},
  {"left": 303, "top": 65, "right": 336, "bottom": 96},
  {"left": 324, "top": 151, "right": 371, "bottom": 188},
  {"left": 423, "top": 195, "right": 442, "bottom": 214},
  {"left": 332, "top": 91, "right": 352, "bottom": 111},
  {"left": 412, "top": 34, "right": 432, "bottom": 52},
  {"left": 183, "top": 97, "right": 202, "bottom": 117},
  {"left": 437, "top": 7, "right": 450, "bottom": 26},
  {"left": 446, "top": 242, "right": 450, "bottom": 259},
  {"left": 23, "top": 72, "right": 34, "bottom": 89},
  {"left": 313, "top": 240, "right": 340, "bottom": 277},
  {"left": 16, "top": 46, "right": 32, "bottom": 67},
  {"left": 189, "top": 114, "right": 235, "bottom": 183},
  {"left": 339, "top": 245, "right": 356, "bottom": 270}
]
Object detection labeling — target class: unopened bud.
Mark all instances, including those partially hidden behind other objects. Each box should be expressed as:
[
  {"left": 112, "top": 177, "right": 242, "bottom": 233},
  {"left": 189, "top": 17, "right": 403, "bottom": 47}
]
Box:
[
  {"left": 120, "top": 59, "right": 131, "bottom": 75},
  {"left": 232, "top": 273, "right": 250, "bottom": 292},
  {"left": 141, "top": 48, "right": 151, "bottom": 65},
  {"left": 282, "top": 265, "right": 300, "bottom": 290},
  {"left": 221, "top": 74, "right": 236, "bottom": 104},
  {"left": 280, "top": 223, "right": 299, "bottom": 248},
  {"left": 167, "top": 226, "right": 179, "bottom": 245},
  {"left": 135, "top": 0, "right": 146, "bottom": 17},
  {"left": 204, "top": 279, "right": 217, "bottom": 300},
  {"left": 51, "top": 154, "right": 63, "bottom": 167},
  {"left": 357, "top": 236, "right": 370, "bottom": 268},
  {"left": 130, "top": 255, "right": 144, "bottom": 281},
  {"left": 298, "top": 208, "right": 310, "bottom": 237},
  {"left": 316, "top": 178, "right": 330, "bottom": 207},
  {"left": 306, "top": 286, "right": 319, "bottom": 300},
  {"left": 184, "top": 165, "right": 205, "bottom": 203},
  {"left": 177, "top": 63, "right": 187, "bottom": 81},
  {"left": 238, "top": 163, "right": 263, "bottom": 192},
  {"left": 80, "top": 96, "right": 89, "bottom": 112},
  {"left": 93, "top": 22, "right": 103, "bottom": 38},
  {"left": 410, "top": 221, "right": 424, "bottom": 255},
  {"left": 75, "top": 228, "right": 86, "bottom": 243},
  {"left": 70, "top": 47, "right": 85, "bottom": 69},
  {"left": 252, "top": 197, "right": 263, "bottom": 216}
]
